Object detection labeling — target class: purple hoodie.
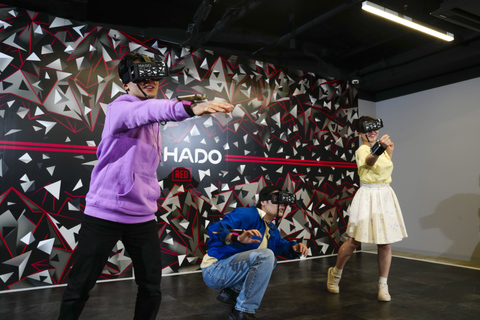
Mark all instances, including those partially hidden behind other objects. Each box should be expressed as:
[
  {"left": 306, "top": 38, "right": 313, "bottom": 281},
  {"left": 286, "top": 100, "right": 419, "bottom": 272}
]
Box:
[{"left": 84, "top": 94, "right": 191, "bottom": 223}]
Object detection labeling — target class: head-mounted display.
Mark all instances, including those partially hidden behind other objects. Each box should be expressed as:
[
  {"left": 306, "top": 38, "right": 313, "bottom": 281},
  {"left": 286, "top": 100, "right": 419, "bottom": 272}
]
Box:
[
  {"left": 260, "top": 191, "right": 296, "bottom": 205},
  {"left": 125, "top": 61, "right": 169, "bottom": 83},
  {"left": 358, "top": 118, "right": 383, "bottom": 133}
]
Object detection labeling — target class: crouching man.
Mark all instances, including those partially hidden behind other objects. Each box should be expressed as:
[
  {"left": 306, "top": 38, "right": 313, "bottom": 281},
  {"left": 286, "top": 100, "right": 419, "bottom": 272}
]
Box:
[{"left": 201, "top": 185, "right": 308, "bottom": 320}]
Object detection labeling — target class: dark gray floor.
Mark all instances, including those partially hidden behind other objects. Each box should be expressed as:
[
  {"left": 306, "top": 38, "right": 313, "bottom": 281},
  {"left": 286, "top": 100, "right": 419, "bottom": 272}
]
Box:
[{"left": 1, "top": 253, "right": 479, "bottom": 320}]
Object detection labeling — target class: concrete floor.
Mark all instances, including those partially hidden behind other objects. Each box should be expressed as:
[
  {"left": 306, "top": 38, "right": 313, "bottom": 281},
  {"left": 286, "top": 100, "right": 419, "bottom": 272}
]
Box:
[{"left": 1, "top": 252, "right": 479, "bottom": 319}]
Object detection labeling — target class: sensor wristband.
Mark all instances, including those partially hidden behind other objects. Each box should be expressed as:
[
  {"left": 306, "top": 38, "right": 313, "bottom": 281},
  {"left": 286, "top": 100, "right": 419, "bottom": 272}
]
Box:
[
  {"left": 370, "top": 141, "right": 386, "bottom": 156},
  {"left": 182, "top": 100, "right": 196, "bottom": 117}
]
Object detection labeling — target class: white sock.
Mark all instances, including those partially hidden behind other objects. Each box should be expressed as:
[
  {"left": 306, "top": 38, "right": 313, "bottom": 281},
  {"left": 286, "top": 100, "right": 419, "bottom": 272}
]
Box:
[
  {"left": 379, "top": 277, "right": 388, "bottom": 285},
  {"left": 333, "top": 267, "right": 343, "bottom": 277}
]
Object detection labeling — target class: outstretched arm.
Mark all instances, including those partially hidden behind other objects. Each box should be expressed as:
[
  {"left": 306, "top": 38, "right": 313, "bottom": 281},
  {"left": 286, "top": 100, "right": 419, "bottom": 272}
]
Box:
[{"left": 191, "top": 100, "right": 234, "bottom": 115}]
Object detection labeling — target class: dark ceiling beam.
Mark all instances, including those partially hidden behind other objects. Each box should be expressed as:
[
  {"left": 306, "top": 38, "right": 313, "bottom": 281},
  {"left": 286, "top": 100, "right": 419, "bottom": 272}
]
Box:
[
  {"left": 431, "top": 0, "right": 480, "bottom": 33},
  {"left": 248, "top": 0, "right": 362, "bottom": 82},
  {"left": 358, "top": 34, "right": 480, "bottom": 99},
  {"left": 0, "top": 0, "right": 88, "bottom": 20},
  {"left": 196, "top": 0, "right": 264, "bottom": 47},
  {"left": 337, "top": 29, "right": 413, "bottom": 62},
  {"left": 252, "top": 0, "right": 362, "bottom": 56},
  {"left": 356, "top": 30, "right": 480, "bottom": 78},
  {"left": 194, "top": 31, "right": 286, "bottom": 47},
  {"left": 182, "top": 0, "right": 214, "bottom": 47}
]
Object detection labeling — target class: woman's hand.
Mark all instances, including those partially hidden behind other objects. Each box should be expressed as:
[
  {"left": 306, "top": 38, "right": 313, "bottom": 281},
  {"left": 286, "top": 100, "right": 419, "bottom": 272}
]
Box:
[
  {"left": 379, "top": 134, "right": 394, "bottom": 158},
  {"left": 379, "top": 134, "right": 393, "bottom": 149},
  {"left": 192, "top": 100, "right": 234, "bottom": 115},
  {"left": 366, "top": 134, "right": 394, "bottom": 165}
]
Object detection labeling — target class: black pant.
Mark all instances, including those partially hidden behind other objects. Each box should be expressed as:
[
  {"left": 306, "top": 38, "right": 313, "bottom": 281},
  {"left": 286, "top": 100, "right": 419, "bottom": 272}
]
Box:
[{"left": 58, "top": 215, "right": 162, "bottom": 320}]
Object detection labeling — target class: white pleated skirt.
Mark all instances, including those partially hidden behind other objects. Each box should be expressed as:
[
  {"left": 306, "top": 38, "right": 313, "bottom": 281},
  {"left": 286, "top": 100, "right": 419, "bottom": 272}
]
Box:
[{"left": 346, "top": 183, "right": 408, "bottom": 244}]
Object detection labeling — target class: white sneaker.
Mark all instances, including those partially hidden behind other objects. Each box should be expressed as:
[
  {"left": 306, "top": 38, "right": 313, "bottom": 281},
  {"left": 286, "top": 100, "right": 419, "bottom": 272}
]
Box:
[
  {"left": 378, "top": 283, "right": 391, "bottom": 301},
  {"left": 327, "top": 267, "right": 341, "bottom": 293}
]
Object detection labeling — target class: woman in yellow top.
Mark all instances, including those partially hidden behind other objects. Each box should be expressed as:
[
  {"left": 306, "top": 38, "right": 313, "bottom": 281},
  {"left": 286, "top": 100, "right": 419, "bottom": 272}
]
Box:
[{"left": 326, "top": 116, "right": 407, "bottom": 302}]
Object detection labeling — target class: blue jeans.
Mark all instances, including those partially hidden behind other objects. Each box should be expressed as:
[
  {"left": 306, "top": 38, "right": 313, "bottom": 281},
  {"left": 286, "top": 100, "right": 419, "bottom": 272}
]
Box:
[{"left": 202, "top": 248, "right": 277, "bottom": 313}]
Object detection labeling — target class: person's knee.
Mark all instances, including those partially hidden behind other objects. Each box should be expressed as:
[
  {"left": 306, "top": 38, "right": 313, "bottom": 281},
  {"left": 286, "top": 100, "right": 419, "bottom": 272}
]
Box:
[
  {"left": 377, "top": 244, "right": 392, "bottom": 252},
  {"left": 255, "top": 249, "right": 276, "bottom": 268}
]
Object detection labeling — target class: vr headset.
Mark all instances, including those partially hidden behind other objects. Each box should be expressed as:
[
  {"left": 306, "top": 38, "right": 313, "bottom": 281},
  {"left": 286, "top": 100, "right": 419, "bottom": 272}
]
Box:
[
  {"left": 259, "top": 192, "right": 296, "bottom": 205},
  {"left": 357, "top": 118, "right": 383, "bottom": 133},
  {"left": 121, "top": 56, "right": 169, "bottom": 84},
  {"left": 128, "top": 61, "right": 168, "bottom": 83}
]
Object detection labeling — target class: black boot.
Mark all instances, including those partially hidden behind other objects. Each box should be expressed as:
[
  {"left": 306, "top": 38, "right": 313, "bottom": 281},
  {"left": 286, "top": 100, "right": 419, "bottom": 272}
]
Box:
[
  {"left": 228, "top": 309, "right": 257, "bottom": 320},
  {"left": 217, "top": 287, "right": 239, "bottom": 305}
]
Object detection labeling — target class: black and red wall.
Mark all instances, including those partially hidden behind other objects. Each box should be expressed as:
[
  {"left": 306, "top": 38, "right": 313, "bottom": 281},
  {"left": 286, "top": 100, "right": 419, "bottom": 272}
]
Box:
[{"left": 0, "top": 5, "right": 359, "bottom": 291}]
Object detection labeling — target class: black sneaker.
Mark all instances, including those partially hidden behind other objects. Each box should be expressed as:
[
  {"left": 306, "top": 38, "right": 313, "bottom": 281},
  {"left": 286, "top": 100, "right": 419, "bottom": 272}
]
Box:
[
  {"left": 228, "top": 309, "right": 257, "bottom": 320},
  {"left": 216, "top": 287, "right": 239, "bottom": 305}
]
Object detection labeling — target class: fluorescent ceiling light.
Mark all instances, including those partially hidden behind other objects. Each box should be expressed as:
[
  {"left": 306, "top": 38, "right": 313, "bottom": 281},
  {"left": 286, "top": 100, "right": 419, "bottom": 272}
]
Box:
[{"left": 362, "top": 1, "right": 454, "bottom": 42}]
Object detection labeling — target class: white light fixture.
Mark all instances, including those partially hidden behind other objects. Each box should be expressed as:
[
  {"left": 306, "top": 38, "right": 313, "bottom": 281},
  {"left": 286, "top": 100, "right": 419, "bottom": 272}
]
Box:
[{"left": 362, "top": 1, "right": 454, "bottom": 42}]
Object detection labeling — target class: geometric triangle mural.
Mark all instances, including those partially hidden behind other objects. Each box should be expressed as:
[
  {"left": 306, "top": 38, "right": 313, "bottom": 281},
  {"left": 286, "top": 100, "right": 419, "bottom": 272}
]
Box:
[{"left": 0, "top": 6, "right": 359, "bottom": 292}]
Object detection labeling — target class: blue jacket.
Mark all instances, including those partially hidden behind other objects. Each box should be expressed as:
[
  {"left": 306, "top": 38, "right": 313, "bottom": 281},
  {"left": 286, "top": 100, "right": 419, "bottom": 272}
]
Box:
[{"left": 206, "top": 206, "right": 299, "bottom": 260}]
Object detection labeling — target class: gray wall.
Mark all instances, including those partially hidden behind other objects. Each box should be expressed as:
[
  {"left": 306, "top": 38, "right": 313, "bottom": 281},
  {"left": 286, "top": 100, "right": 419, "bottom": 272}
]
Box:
[
  {"left": 358, "top": 99, "right": 376, "bottom": 119},
  {"left": 359, "top": 77, "right": 480, "bottom": 261}
]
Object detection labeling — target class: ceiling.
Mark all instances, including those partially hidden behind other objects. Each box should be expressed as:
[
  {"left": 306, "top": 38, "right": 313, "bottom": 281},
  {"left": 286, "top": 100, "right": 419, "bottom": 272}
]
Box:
[{"left": 5, "top": 0, "right": 480, "bottom": 101}]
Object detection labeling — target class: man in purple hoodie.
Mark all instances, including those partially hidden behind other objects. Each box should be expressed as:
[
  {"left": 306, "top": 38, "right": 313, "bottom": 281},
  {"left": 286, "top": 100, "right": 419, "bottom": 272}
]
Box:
[{"left": 58, "top": 52, "right": 234, "bottom": 320}]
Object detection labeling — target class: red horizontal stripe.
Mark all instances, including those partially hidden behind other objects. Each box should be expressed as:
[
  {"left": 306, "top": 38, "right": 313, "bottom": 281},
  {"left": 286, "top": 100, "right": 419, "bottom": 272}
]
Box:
[
  {"left": 1, "top": 141, "right": 356, "bottom": 167},
  {"left": 0, "top": 140, "right": 97, "bottom": 150},
  {"left": 225, "top": 154, "right": 348, "bottom": 164},
  {"left": 0, "top": 145, "right": 98, "bottom": 154},
  {"left": 225, "top": 155, "right": 356, "bottom": 168}
]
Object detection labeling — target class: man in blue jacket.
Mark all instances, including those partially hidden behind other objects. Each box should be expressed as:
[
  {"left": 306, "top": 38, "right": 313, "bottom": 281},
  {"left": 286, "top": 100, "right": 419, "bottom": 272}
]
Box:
[
  {"left": 58, "top": 52, "right": 234, "bottom": 320},
  {"left": 201, "top": 185, "right": 309, "bottom": 320}
]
